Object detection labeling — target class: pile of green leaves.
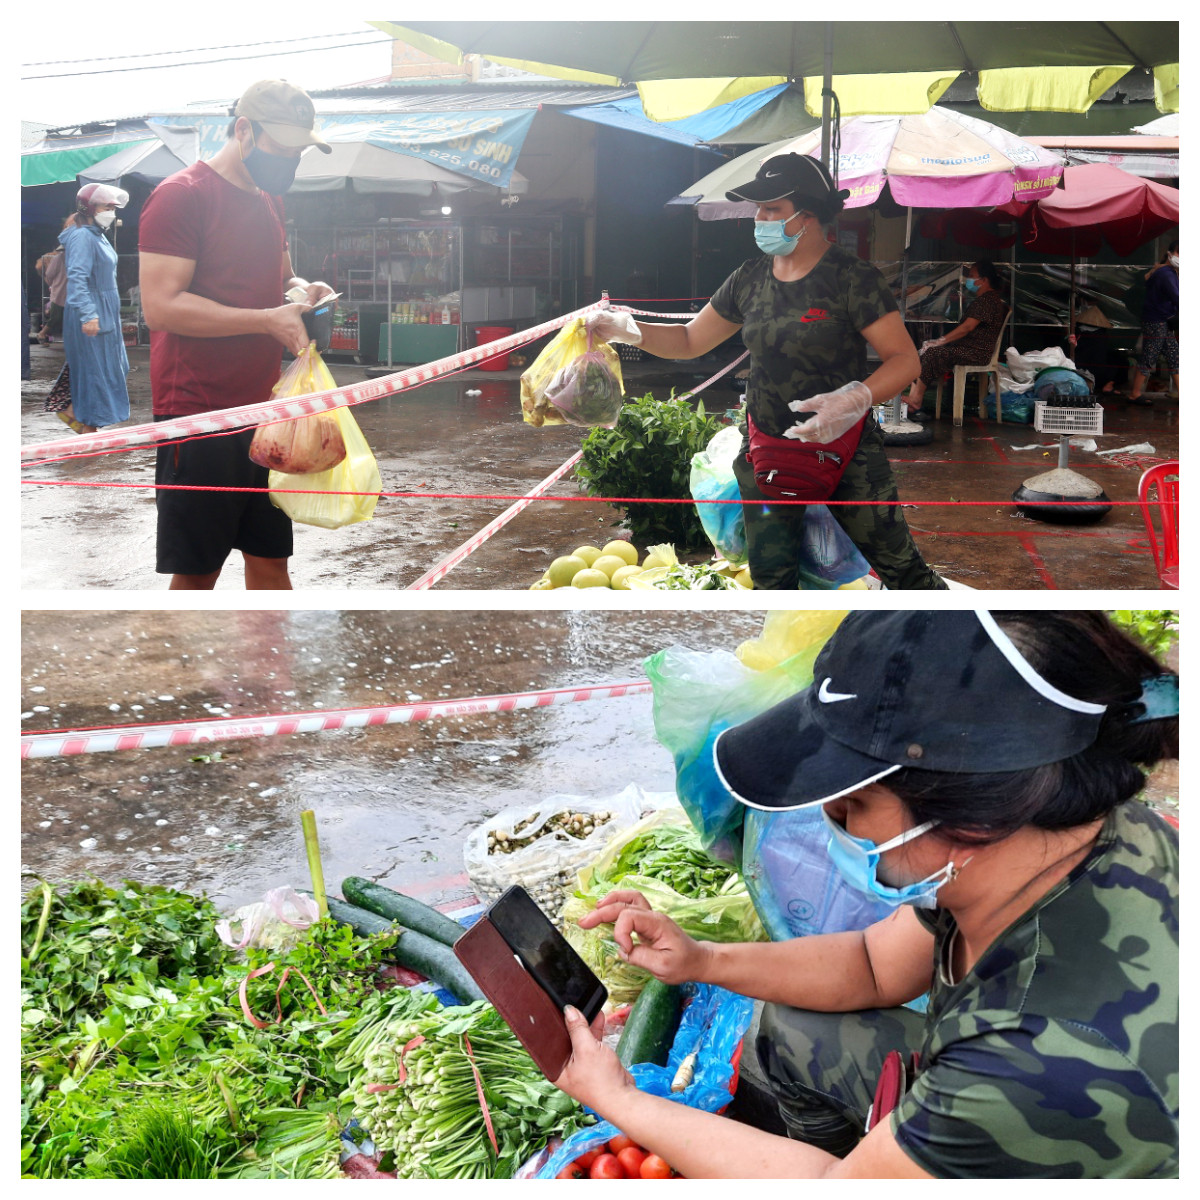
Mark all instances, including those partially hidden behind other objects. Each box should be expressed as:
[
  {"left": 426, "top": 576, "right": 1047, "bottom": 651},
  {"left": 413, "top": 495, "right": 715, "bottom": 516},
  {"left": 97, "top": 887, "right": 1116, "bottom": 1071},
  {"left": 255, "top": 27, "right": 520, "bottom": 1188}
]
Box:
[
  {"left": 575, "top": 392, "right": 727, "bottom": 548},
  {"left": 1110, "top": 610, "right": 1179, "bottom": 659},
  {"left": 20, "top": 877, "right": 416, "bottom": 1180},
  {"left": 590, "top": 824, "right": 741, "bottom": 899}
]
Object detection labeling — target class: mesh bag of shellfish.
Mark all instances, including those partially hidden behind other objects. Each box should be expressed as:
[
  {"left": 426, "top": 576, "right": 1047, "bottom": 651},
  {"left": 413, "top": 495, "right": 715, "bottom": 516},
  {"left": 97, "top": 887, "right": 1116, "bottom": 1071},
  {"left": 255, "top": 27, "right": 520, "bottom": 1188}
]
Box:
[{"left": 463, "top": 785, "right": 669, "bottom": 922}]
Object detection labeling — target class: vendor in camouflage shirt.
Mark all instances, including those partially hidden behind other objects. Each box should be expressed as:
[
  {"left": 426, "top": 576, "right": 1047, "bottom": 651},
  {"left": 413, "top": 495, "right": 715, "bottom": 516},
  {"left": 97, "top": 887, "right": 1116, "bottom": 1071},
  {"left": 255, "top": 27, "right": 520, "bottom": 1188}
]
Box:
[
  {"left": 553, "top": 611, "right": 1178, "bottom": 1179},
  {"left": 588, "top": 153, "right": 944, "bottom": 590}
]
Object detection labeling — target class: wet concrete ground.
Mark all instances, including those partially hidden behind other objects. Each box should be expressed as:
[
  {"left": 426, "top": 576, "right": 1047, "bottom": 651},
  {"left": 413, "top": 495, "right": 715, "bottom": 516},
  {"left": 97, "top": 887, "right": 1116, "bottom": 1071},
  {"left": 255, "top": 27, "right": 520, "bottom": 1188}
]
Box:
[
  {"left": 22, "top": 341, "right": 1178, "bottom": 591},
  {"left": 21, "top": 610, "right": 1178, "bottom": 915},
  {"left": 21, "top": 609, "right": 765, "bottom": 910}
]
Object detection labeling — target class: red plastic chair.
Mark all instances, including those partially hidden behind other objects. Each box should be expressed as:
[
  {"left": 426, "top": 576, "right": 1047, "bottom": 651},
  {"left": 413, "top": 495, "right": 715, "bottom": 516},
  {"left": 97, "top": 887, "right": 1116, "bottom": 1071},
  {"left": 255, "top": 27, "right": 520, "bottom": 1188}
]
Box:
[{"left": 1137, "top": 462, "right": 1179, "bottom": 588}]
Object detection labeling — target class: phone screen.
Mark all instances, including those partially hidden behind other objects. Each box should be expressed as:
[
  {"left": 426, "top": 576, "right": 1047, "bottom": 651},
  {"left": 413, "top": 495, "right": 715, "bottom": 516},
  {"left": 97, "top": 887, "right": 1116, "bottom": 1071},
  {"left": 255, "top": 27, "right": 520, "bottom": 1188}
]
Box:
[{"left": 488, "top": 886, "right": 607, "bottom": 1023}]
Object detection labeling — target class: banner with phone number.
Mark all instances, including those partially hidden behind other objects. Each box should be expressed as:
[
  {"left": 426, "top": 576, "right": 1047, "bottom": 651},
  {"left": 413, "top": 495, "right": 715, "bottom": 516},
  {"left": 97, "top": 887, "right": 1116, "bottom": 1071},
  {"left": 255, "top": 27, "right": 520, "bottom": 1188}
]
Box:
[{"left": 151, "top": 109, "right": 535, "bottom": 189}]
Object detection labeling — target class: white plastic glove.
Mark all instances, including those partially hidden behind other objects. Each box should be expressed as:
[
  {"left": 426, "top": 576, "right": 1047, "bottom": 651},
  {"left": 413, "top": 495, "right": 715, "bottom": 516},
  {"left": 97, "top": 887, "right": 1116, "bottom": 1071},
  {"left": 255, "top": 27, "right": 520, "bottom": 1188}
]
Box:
[
  {"left": 783, "top": 381, "right": 875, "bottom": 444},
  {"left": 919, "top": 337, "right": 947, "bottom": 354},
  {"left": 585, "top": 310, "right": 643, "bottom": 345}
]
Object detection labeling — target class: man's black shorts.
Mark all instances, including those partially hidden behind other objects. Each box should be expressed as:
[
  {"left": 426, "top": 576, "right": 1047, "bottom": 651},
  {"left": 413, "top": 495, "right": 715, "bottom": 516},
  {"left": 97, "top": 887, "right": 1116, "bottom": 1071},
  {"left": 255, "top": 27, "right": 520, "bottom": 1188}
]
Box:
[{"left": 154, "top": 419, "right": 293, "bottom": 575}]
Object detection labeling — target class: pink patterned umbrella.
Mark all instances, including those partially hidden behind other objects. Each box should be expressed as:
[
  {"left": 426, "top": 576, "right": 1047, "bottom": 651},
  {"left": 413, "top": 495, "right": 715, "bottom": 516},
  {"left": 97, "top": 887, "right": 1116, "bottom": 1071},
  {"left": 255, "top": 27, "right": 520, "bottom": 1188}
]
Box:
[{"left": 692, "top": 106, "right": 1064, "bottom": 217}]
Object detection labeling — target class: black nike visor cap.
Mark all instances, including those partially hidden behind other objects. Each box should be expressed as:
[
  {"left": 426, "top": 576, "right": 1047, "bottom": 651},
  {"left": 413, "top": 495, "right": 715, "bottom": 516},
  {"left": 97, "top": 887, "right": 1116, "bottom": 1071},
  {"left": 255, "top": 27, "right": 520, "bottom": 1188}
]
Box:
[
  {"left": 725, "top": 151, "right": 849, "bottom": 219},
  {"left": 713, "top": 611, "right": 1108, "bottom": 812}
]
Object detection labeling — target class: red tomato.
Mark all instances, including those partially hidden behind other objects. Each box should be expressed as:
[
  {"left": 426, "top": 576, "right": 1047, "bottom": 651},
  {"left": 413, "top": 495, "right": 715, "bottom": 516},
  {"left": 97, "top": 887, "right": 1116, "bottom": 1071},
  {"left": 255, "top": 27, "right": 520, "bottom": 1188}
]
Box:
[
  {"left": 640, "top": 1155, "right": 674, "bottom": 1180},
  {"left": 574, "top": 1151, "right": 602, "bottom": 1170},
  {"left": 617, "top": 1146, "right": 648, "bottom": 1177},
  {"left": 557, "top": 1164, "right": 586, "bottom": 1179},
  {"left": 588, "top": 1154, "right": 626, "bottom": 1180},
  {"left": 607, "top": 1135, "right": 638, "bottom": 1154}
]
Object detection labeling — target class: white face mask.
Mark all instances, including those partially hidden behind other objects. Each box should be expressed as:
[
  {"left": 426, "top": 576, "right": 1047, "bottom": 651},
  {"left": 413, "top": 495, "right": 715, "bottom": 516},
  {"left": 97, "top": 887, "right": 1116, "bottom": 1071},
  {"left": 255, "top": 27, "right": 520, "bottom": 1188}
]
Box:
[
  {"left": 93, "top": 210, "right": 116, "bottom": 230},
  {"left": 1168, "top": 254, "right": 1179, "bottom": 268}
]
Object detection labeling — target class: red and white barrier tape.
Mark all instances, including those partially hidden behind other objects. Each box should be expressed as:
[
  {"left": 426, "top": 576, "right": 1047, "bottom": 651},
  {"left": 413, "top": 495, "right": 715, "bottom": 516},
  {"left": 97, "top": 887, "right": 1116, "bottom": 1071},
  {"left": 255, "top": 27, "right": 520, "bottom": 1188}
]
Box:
[
  {"left": 407, "top": 451, "right": 584, "bottom": 590},
  {"left": 20, "top": 679, "right": 653, "bottom": 759},
  {"left": 20, "top": 299, "right": 611, "bottom": 468}
]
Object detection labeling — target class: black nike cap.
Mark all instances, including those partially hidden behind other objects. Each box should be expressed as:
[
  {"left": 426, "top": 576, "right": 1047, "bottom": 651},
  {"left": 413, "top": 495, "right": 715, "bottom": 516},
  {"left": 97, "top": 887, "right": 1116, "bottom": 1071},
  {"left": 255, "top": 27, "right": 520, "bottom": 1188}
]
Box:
[
  {"left": 725, "top": 152, "right": 850, "bottom": 218},
  {"left": 713, "top": 611, "right": 1108, "bottom": 812}
]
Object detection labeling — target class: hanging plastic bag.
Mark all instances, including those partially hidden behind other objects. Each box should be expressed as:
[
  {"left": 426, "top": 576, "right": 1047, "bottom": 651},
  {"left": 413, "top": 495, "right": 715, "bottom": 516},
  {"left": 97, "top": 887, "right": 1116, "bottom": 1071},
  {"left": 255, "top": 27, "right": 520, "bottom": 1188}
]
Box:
[
  {"left": 462, "top": 785, "right": 663, "bottom": 920},
  {"left": 250, "top": 344, "right": 347, "bottom": 474},
  {"left": 534, "top": 982, "right": 755, "bottom": 1178},
  {"left": 643, "top": 632, "right": 841, "bottom": 859},
  {"left": 794, "top": 505, "right": 873, "bottom": 589},
  {"left": 268, "top": 405, "right": 380, "bottom": 529},
  {"left": 215, "top": 886, "right": 320, "bottom": 952},
  {"left": 520, "top": 317, "right": 625, "bottom": 428},
  {"left": 689, "top": 425, "right": 747, "bottom": 564}
]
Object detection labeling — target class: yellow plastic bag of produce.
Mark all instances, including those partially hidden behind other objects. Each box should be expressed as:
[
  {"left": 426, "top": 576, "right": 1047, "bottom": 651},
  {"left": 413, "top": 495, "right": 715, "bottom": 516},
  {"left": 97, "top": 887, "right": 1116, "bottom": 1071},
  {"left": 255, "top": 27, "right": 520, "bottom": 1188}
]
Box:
[
  {"left": 268, "top": 406, "right": 381, "bottom": 529},
  {"left": 735, "top": 610, "right": 850, "bottom": 672},
  {"left": 249, "top": 344, "right": 347, "bottom": 474},
  {"left": 520, "top": 317, "right": 625, "bottom": 428}
]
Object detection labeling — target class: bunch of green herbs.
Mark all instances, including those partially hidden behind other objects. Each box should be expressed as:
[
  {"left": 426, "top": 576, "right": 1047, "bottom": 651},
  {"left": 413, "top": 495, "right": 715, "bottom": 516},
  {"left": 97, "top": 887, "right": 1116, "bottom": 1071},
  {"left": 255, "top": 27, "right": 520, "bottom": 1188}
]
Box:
[
  {"left": 21, "top": 877, "right": 423, "bottom": 1179},
  {"left": 575, "top": 392, "right": 726, "bottom": 547}
]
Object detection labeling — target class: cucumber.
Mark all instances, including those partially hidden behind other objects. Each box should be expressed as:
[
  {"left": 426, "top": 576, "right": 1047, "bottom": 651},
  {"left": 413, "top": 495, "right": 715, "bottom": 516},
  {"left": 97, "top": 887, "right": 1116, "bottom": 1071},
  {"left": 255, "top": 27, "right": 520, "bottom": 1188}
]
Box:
[
  {"left": 323, "top": 895, "right": 485, "bottom": 1005},
  {"left": 341, "top": 876, "right": 464, "bottom": 947},
  {"left": 616, "top": 978, "right": 684, "bottom": 1068}
]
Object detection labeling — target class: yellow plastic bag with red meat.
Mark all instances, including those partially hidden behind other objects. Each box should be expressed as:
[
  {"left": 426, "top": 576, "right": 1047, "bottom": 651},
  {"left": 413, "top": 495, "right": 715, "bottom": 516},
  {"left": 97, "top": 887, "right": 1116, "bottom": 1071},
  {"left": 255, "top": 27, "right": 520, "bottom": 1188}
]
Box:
[
  {"left": 249, "top": 344, "right": 346, "bottom": 474},
  {"left": 268, "top": 405, "right": 381, "bottom": 529}
]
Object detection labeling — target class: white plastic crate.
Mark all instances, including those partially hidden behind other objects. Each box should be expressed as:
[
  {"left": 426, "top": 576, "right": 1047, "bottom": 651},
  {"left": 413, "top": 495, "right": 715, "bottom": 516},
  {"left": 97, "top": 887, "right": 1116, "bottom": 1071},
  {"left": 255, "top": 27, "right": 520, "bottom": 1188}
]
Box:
[{"left": 1033, "top": 402, "right": 1104, "bottom": 435}]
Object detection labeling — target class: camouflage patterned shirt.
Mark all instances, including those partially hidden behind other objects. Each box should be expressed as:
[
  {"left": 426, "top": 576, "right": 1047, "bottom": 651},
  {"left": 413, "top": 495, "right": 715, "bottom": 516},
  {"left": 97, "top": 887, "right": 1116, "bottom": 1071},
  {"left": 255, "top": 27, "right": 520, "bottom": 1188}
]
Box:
[
  {"left": 709, "top": 246, "right": 899, "bottom": 437},
  {"left": 893, "top": 802, "right": 1179, "bottom": 1178}
]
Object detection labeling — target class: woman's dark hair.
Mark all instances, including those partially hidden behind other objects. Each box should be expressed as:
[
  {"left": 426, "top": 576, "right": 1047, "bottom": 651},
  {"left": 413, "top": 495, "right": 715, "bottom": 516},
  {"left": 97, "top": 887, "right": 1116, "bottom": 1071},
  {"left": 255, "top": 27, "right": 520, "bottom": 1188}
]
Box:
[
  {"left": 888, "top": 612, "right": 1177, "bottom": 844},
  {"left": 971, "top": 260, "right": 1003, "bottom": 289}
]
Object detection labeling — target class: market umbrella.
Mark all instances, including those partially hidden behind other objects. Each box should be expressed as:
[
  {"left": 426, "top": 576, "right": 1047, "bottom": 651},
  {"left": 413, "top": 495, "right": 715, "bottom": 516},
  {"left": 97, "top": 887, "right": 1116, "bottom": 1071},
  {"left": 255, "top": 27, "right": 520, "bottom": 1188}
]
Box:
[
  {"left": 675, "top": 107, "right": 1064, "bottom": 218},
  {"left": 373, "top": 21, "right": 1178, "bottom": 159},
  {"left": 292, "top": 142, "right": 497, "bottom": 195},
  {"left": 998, "top": 163, "right": 1179, "bottom": 257}
]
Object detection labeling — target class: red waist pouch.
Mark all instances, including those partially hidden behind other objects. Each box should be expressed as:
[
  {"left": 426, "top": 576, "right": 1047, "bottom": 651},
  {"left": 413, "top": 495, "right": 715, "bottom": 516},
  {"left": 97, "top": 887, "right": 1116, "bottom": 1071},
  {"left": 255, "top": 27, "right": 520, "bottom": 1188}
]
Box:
[{"left": 745, "top": 411, "right": 866, "bottom": 502}]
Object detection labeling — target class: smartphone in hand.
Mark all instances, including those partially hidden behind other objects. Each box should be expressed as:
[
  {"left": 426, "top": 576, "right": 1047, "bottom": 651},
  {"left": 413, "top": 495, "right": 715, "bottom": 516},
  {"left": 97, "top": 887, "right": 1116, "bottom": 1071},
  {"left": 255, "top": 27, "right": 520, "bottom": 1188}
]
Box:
[{"left": 453, "top": 886, "right": 607, "bottom": 1078}]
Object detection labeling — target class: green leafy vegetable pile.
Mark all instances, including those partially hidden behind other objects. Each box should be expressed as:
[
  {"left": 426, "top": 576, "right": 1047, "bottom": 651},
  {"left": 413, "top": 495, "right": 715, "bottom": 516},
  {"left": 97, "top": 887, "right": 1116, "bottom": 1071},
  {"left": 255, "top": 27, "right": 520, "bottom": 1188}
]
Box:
[
  {"left": 20, "top": 877, "right": 424, "bottom": 1179},
  {"left": 563, "top": 818, "right": 766, "bottom": 1003},
  {"left": 575, "top": 392, "right": 727, "bottom": 548},
  {"left": 345, "top": 1001, "right": 590, "bottom": 1179}
]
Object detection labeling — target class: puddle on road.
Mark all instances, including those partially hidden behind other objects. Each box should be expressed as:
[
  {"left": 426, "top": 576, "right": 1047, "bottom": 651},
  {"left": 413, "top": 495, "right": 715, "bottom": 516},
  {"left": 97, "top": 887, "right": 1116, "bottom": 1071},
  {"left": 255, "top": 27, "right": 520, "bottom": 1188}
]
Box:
[{"left": 22, "top": 609, "right": 763, "bottom": 909}]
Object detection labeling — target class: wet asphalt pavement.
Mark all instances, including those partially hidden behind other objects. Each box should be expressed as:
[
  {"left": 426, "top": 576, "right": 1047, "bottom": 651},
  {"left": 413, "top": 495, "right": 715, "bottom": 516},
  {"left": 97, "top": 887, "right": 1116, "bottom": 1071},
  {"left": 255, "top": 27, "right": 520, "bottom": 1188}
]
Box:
[
  {"left": 21, "top": 341, "right": 1178, "bottom": 591},
  {"left": 21, "top": 609, "right": 766, "bottom": 910}
]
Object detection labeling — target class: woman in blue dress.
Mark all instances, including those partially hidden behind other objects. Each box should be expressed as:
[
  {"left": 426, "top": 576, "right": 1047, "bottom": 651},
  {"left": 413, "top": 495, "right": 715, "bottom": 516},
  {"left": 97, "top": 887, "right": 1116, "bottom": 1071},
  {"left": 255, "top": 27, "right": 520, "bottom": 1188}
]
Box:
[{"left": 58, "top": 183, "right": 131, "bottom": 433}]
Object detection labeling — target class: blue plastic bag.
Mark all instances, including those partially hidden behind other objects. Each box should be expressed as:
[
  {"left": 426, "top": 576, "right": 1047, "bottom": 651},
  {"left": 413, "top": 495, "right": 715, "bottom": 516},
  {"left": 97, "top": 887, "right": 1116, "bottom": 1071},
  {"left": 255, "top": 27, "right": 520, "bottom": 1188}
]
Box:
[
  {"left": 795, "top": 504, "right": 872, "bottom": 589},
  {"left": 741, "top": 805, "right": 894, "bottom": 941},
  {"left": 534, "top": 983, "right": 755, "bottom": 1178},
  {"left": 690, "top": 426, "right": 748, "bottom": 564}
]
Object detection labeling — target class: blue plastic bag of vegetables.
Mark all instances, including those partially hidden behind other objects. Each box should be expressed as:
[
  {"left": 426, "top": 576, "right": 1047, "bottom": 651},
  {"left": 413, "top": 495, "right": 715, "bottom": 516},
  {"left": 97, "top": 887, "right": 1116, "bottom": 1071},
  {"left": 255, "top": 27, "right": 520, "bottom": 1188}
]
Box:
[
  {"left": 533, "top": 982, "right": 755, "bottom": 1179},
  {"left": 689, "top": 425, "right": 748, "bottom": 565}
]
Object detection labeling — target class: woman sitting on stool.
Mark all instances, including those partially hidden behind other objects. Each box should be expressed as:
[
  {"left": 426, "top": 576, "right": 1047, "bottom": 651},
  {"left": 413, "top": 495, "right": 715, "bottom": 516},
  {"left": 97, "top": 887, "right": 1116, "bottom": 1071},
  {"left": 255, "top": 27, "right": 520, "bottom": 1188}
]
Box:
[{"left": 904, "top": 261, "right": 1009, "bottom": 422}]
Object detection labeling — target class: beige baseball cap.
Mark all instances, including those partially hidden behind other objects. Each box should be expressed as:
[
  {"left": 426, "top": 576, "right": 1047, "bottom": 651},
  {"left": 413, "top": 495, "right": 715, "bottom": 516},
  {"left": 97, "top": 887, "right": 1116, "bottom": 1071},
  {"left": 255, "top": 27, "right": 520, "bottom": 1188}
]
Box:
[{"left": 235, "top": 80, "right": 332, "bottom": 154}]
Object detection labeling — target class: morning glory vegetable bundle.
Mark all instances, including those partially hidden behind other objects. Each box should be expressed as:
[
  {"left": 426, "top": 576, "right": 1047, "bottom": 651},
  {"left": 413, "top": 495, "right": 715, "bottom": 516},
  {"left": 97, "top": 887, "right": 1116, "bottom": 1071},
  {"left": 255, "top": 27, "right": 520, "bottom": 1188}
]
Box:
[{"left": 345, "top": 1001, "right": 592, "bottom": 1179}]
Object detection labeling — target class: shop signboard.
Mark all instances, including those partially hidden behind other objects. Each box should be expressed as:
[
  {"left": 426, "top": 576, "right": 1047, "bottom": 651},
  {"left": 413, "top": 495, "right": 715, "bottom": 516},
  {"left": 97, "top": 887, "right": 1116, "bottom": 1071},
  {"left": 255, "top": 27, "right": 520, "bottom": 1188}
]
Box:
[{"left": 150, "top": 109, "right": 535, "bottom": 189}]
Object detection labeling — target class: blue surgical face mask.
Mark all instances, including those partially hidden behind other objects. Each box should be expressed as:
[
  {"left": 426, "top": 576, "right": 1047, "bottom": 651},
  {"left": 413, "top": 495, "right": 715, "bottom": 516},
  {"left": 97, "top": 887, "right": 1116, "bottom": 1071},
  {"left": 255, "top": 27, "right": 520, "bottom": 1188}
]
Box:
[
  {"left": 242, "top": 130, "right": 301, "bottom": 194},
  {"left": 964, "top": 277, "right": 980, "bottom": 294},
  {"left": 755, "top": 215, "right": 806, "bottom": 256},
  {"left": 822, "top": 808, "right": 962, "bottom": 910}
]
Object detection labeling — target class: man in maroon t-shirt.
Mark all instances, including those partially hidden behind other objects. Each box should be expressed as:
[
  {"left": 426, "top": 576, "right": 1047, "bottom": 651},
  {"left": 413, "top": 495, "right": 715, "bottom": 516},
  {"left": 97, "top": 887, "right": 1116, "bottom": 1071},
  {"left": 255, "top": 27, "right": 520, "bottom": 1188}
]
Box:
[{"left": 139, "top": 79, "right": 334, "bottom": 590}]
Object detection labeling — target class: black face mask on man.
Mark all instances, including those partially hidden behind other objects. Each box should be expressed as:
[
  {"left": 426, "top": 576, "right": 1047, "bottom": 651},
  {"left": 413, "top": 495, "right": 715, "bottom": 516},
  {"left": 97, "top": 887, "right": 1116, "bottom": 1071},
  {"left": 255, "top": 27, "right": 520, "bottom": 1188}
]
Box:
[{"left": 241, "top": 130, "right": 300, "bottom": 194}]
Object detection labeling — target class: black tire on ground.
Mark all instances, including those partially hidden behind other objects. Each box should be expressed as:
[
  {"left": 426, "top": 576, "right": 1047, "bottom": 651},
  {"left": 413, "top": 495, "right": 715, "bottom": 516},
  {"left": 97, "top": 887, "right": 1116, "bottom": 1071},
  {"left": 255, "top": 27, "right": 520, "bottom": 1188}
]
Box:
[
  {"left": 1012, "top": 484, "right": 1113, "bottom": 524},
  {"left": 881, "top": 425, "right": 935, "bottom": 447}
]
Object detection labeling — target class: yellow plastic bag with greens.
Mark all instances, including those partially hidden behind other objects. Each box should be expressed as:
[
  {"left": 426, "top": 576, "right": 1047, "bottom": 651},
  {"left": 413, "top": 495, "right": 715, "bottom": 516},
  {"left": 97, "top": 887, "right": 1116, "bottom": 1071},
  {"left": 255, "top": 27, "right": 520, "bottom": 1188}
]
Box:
[
  {"left": 562, "top": 806, "right": 766, "bottom": 1004},
  {"left": 268, "top": 405, "right": 381, "bottom": 529},
  {"left": 250, "top": 344, "right": 347, "bottom": 474},
  {"left": 520, "top": 317, "right": 625, "bottom": 428}
]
